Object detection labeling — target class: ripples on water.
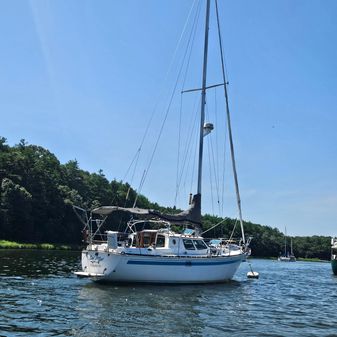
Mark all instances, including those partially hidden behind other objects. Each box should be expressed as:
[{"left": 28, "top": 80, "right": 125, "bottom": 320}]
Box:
[{"left": 1, "top": 250, "right": 337, "bottom": 337}]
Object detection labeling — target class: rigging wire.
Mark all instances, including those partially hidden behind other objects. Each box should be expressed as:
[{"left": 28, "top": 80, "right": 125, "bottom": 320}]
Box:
[
  {"left": 219, "top": 85, "right": 229, "bottom": 216},
  {"left": 133, "top": 170, "right": 146, "bottom": 208},
  {"left": 200, "top": 217, "right": 226, "bottom": 235},
  {"left": 213, "top": 87, "right": 223, "bottom": 215},
  {"left": 174, "top": 0, "right": 202, "bottom": 207},
  {"left": 136, "top": 0, "right": 202, "bottom": 202},
  {"left": 228, "top": 218, "right": 239, "bottom": 241},
  {"left": 215, "top": 0, "right": 245, "bottom": 244},
  {"left": 209, "top": 127, "right": 221, "bottom": 214},
  {"left": 176, "top": 94, "right": 200, "bottom": 204},
  {"left": 122, "top": 147, "right": 140, "bottom": 183},
  {"left": 221, "top": 123, "right": 228, "bottom": 216},
  {"left": 187, "top": 97, "right": 201, "bottom": 195},
  {"left": 124, "top": 149, "right": 141, "bottom": 202},
  {"left": 121, "top": 0, "right": 198, "bottom": 204},
  {"left": 204, "top": 93, "right": 221, "bottom": 216},
  {"left": 206, "top": 136, "right": 215, "bottom": 215},
  {"left": 174, "top": 92, "right": 183, "bottom": 207},
  {"left": 173, "top": 93, "right": 200, "bottom": 202}
]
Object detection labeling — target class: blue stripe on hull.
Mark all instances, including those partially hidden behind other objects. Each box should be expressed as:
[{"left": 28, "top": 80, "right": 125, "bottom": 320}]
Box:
[{"left": 127, "top": 259, "right": 239, "bottom": 266}]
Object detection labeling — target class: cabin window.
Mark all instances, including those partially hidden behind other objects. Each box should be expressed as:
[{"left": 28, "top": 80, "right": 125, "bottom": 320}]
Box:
[
  {"left": 143, "top": 235, "right": 151, "bottom": 247},
  {"left": 132, "top": 235, "right": 140, "bottom": 247},
  {"left": 136, "top": 231, "right": 157, "bottom": 248},
  {"left": 183, "top": 239, "right": 195, "bottom": 250},
  {"left": 193, "top": 240, "right": 207, "bottom": 250},
  {"left": 156, "top": 235, "right": 166, "bottom": 248},
  {"left": 127, "top": 238, "right": 133, "bottom": 247}
]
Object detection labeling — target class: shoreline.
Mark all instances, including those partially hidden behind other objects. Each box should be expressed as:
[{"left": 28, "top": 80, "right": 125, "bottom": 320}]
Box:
[
  {"left": 0, "top": 241, "right": 329, "bottom": 261},
  {"left": 0, "top": 240, "right": 82, "bottom": 251},
  {"left": 248, "top": 256, "right": 329, "bottom": 263}
]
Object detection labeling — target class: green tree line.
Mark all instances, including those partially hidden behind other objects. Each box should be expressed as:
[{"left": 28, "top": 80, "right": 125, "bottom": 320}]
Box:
[{"left": 0, "top": 137, "right": 331, "bottom": 259}]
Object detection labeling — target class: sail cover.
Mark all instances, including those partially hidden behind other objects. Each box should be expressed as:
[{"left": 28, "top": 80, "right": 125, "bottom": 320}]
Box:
[{"left": 92, "top": 193, "right": 202, "bottom": 228}]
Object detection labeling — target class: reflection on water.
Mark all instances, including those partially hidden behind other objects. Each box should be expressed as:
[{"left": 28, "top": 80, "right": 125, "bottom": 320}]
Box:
[
  {"left": 0, "top": 249, "right": 80, "bottom": 278},
  {"left": 75, "top": 281, "right": 246, "bottom": 337},
  {"left": 1, "top": 250, "right": 337, "bottom": 336}
]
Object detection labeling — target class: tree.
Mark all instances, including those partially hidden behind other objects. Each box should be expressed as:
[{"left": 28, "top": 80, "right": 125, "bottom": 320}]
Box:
[{"left": 1, "top": 178, "right": 32, "bottom": 241}]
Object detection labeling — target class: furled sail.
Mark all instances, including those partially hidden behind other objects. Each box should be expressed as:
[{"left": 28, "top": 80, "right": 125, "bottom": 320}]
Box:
[{"left": 92, "top": 193, "right": 202, "bottom": 228}]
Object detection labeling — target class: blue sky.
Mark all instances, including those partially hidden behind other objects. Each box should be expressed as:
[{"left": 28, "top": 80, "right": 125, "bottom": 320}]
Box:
[{"left": 1, "top": 0, "right": 337, "bottom": 236}]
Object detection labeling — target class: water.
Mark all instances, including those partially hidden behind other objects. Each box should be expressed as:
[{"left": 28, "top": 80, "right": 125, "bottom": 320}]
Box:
[{"left": 1, "top": 250, "right": 337, "bottom": 337}]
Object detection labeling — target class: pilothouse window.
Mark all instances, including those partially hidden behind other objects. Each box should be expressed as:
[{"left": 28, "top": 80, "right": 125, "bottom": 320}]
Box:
[
  {"left": 143, "top": 235, "right": 151, "bottom": 247},
  {"left": 193, "top": 240, "right": 207, "bottom": 250},
  {"left": 183, "top": 239, "right": 195, "bottom": 250},
  {"left": 156, "top": 235, "right": 165, "bottom": 248}
]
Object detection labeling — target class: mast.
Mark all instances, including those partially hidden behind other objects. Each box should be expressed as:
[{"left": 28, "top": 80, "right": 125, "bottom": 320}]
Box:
[
  {"left": 195, "top": 0, "right": 246, "bottom": 244},
  {"left": 284, "top": 226, "right": 287, "bottom": 256},
  {"left": 290, "top": 238, "right": 293, "bottom": 255},
  {"left": 197, "top": 0, "right": 211, "bottom": 196}
]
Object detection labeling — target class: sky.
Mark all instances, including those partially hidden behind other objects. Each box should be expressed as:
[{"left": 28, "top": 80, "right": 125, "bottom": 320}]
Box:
[{"left": 1, "top": 0, "right": 337, "bottom": 236}]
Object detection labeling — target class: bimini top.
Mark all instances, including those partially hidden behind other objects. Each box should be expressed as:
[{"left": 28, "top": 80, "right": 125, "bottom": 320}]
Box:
[{"left": 92, "top": 193, "right": 202, "bottom": 228}]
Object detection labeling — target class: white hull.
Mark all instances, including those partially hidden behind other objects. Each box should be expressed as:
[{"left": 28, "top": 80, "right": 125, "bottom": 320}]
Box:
[
  {"left": 78, "top": 250, "right": 245, "bottom": 283},
  {"left": 278, "top": 256, "right": 296, "bottom": 262}
]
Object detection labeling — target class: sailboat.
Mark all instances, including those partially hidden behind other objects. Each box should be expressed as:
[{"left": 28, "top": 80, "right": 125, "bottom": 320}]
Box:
[
  {"left": 74, "top": 0, "right": 251, "bottom": 283},
  {"left": 278, "top": 228, "right": 296, "bottom": 262},
  {"left": 331, "top": 237, "right": 337, "bottom": 275}
]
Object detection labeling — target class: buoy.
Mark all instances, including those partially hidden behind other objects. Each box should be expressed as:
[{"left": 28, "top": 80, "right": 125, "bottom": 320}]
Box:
[
  {"left": 247, "top": 271, "right": 259, "bottom": 279},
  {"left": 247, "top": 262, "right": 259, "bottom": 279}
]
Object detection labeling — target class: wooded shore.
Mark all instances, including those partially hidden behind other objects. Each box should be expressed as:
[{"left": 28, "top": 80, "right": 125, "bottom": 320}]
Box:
[{"left": 0, "top": 137, "right": 332, "bottom": 259}]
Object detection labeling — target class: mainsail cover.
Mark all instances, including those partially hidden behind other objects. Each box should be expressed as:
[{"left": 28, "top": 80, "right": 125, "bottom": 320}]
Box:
[{"left": 92, "top": 193, "right": 202, "bottom": 228}]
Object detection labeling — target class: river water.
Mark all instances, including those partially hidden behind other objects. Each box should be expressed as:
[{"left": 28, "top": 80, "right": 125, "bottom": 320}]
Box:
[{"left": 1, "top": 250, "right": 337, "bottom": 337}]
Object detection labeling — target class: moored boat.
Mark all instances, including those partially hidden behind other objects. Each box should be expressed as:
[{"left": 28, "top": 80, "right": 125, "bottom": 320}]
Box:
[
  {"left": 331, "top": 237, "right": 337, "bottom": 275},
  {"left": 278, "top": 228, "right": 296, "bottom": 262},
  {"left": 75, "top": 212, "right": 249, "bottom": 283},
  {"left": 74, "top": 0, "right": 252, "bottom": 284}
]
